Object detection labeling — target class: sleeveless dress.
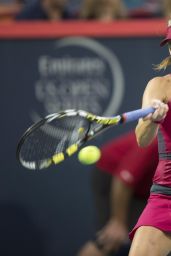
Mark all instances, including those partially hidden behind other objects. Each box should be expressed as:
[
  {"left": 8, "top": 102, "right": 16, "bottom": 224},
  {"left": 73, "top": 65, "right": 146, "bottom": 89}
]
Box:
[{"left": 129, "top": 101, "right": 171, "bottom": 240}]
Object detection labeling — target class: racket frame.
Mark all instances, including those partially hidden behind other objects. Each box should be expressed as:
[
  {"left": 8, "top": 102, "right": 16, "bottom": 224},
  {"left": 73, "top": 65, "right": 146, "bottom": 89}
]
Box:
[{"left": 16, "top": 107, "right": 154, "bottom": 170}]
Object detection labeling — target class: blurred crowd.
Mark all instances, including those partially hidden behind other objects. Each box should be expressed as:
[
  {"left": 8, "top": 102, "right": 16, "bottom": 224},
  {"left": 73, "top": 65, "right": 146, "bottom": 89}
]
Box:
[{"left": 0, "top": 0, "right": 170, "bottom": 22}]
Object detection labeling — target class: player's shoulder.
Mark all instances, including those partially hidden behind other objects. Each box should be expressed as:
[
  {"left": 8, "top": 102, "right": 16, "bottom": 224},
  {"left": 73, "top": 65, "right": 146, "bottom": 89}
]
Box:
[
  {"left": 149, "top": 74, "right": 171, "bottom": 84},
  {"left": 146, "top": 75, "right": 171, "bottom": 90}
]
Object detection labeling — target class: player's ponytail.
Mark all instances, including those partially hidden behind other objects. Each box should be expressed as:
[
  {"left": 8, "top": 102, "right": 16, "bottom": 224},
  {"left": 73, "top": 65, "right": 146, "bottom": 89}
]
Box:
[{"left": 154, "top": 55, "right": 171, "bottom": 71}]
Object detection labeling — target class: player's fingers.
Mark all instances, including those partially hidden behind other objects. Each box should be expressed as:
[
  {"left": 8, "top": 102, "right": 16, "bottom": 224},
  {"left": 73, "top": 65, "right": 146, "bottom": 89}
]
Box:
[
  {"left": 151, "top": 100, "right": 168, "bottom": 112},
  {"left": 151, "top": 99, "right": 165, "bottom": 109},
  {"left": 143, "top": 113, "right": 153, "bottom": 121},
  {"left": 152, "top": 104, "right": 168, "bottom": 122},
  {"left": 144, "top": 99, "right": 169, "bottom": 122}
]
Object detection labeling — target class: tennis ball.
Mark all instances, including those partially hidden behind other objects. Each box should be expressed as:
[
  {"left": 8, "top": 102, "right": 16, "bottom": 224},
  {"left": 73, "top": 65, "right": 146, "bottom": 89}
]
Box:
[{"left": 78, "top": 146, "right": 101, "bottom": 165}]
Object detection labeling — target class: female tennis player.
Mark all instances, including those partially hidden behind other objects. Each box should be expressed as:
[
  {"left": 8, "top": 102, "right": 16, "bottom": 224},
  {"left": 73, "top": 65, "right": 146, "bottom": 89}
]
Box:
[{"left": 128, "top": 21, "right": 171, "bottom": 256}]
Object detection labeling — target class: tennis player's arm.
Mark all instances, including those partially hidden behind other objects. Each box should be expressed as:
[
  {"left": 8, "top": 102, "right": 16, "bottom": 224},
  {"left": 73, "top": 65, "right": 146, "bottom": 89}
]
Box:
[{"left": 135, "top": 77, "right": 168, "bottom": 147}]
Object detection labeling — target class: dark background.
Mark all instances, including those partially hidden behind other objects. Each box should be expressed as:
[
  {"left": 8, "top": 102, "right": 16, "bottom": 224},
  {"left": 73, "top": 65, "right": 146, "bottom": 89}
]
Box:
[{"left": 0, "top": 33, "right": 168, "bottom": 255}]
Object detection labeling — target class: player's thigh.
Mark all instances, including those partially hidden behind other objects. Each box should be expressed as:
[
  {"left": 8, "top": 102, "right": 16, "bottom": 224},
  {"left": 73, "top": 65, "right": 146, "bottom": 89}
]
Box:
[{"left": 129, "top": 226, "right": 171, "bottom": 256}]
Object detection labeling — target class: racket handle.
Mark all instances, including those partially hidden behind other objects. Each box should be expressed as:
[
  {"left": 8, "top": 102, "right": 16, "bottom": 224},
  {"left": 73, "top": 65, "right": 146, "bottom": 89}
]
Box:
[{"left": 123, "top": 107, "right": 155, "bottom": 123}]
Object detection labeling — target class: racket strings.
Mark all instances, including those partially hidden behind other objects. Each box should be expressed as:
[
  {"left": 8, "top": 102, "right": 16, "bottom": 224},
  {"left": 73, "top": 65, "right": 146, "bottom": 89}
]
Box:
[{"left": 19, "top": 115, "right": 90, "bottom": 167}]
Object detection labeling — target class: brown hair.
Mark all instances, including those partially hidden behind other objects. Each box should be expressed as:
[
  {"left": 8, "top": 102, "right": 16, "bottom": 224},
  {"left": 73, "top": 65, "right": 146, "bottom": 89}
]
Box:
[
  {"left": 154, "top": 55, "right": 171, "bottom": 71},
  {"left": 154, "top": 44, "right": 171, "bottom": 71}
]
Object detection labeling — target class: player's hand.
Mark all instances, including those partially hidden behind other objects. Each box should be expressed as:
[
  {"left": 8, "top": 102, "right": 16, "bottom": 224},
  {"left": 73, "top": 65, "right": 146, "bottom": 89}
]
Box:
[
  {"left": 143, "top": 99, "right": 168, "bottom": 123},
  {"left": 77, "top": 241, "right": 105, "bottom": 256},
  {"left": 96, "top": 219, "right": 129, "bottom": 253}
]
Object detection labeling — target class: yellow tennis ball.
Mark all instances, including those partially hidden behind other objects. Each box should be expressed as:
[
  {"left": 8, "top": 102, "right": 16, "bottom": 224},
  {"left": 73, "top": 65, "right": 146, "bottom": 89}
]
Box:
[{"left": 78, "top": 146, "right": 101, "bottom": 165}]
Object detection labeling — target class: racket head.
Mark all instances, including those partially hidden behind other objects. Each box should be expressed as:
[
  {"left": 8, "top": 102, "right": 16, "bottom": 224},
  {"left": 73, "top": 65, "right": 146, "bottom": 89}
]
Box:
[{"left": 16, "top": 110, "right": 91, "bottom": 170}]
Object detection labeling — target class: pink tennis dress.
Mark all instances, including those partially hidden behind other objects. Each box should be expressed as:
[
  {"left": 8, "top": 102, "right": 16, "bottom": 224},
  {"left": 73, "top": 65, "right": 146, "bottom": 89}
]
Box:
[{"left": 129, "top": 101, "right": 171, "bottom": 240}]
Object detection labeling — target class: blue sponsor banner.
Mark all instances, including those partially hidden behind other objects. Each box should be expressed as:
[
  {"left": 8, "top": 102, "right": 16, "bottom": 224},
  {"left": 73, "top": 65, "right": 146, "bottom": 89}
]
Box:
[{"left": 0, "top": 21, "right": 167, "bottom": 255}]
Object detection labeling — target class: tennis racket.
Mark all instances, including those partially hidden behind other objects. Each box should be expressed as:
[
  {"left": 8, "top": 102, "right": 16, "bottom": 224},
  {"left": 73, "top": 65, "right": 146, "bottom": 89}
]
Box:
[{"left": 16, "top": 107, "right": 154, "bottom": 170}]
